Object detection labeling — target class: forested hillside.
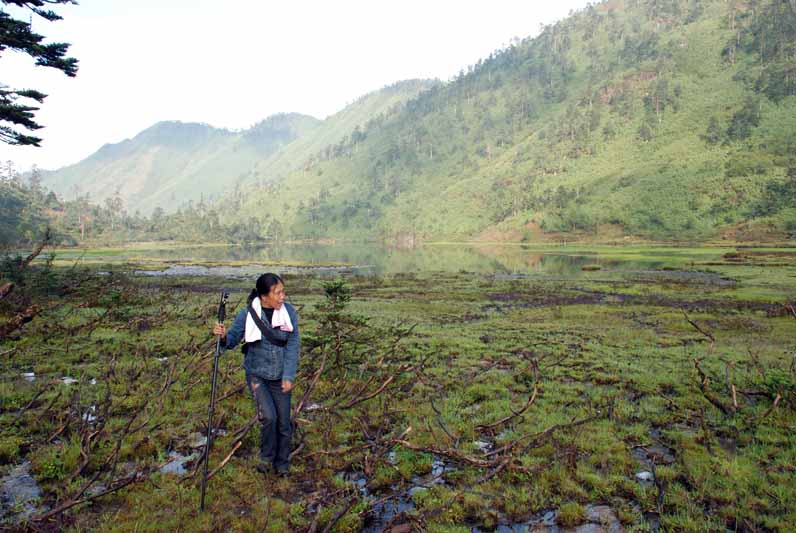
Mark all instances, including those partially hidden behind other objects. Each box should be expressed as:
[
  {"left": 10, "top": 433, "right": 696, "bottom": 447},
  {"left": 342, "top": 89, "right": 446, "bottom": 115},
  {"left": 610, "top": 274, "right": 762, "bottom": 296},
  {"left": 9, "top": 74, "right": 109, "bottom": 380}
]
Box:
[
  {"left": 228, "top": 0, "right": 795, "bottom": 242},
  {"left": 29, "top": 0, "right": 796, "bottom": 244},
  {"left": 41, "top": 80, "right": 436, "bottom": 218}
]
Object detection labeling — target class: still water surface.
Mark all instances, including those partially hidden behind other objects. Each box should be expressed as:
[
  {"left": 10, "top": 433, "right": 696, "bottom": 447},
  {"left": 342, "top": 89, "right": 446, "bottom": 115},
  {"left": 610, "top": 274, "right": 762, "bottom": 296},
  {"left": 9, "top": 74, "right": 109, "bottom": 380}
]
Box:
[{"left": 49, "top": 243, "right": 735, "bottom": 278}]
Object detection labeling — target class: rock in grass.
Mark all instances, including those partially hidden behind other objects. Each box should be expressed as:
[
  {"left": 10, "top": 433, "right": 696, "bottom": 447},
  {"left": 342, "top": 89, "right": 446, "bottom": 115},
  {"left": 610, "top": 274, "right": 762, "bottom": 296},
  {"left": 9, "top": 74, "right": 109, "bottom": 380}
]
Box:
[
  {"left": 186, "top": 432, "right": 207, "bottom": 449},
  {"left": 585, "top": 505, "right": 624, "bottom": 532},
  {"left": 474, "top": 440, "right": 492, "bottom": 453}
]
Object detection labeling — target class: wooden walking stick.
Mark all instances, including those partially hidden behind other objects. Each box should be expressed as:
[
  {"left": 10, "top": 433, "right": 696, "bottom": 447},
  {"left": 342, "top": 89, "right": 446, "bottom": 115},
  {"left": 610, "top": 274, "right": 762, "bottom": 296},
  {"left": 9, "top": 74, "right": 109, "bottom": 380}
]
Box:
[{"left": 200, "top": 289, "right": 229, "bottom": 511}]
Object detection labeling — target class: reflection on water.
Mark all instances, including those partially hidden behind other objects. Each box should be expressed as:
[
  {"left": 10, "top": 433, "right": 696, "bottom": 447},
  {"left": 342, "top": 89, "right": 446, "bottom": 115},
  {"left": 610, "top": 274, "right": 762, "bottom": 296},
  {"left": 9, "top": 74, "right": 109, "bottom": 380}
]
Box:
[
  {"left": 56, "top": 243, "right": 732, "bottom": 277},
  {"left": 135, "top": 264, "right": 370, "bottom": 279}
]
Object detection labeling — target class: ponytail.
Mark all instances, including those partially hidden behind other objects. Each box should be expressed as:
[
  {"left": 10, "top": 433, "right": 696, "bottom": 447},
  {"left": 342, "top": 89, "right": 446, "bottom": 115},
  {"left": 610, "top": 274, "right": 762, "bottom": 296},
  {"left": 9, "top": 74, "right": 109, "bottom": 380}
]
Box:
[{"left": 247, "top": 288, "right": 258, "bottom": 304}]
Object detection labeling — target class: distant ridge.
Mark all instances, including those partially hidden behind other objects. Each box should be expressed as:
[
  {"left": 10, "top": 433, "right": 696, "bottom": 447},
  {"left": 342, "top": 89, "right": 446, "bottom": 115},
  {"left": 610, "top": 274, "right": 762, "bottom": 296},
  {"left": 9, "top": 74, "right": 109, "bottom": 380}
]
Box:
[{"left": 42, "top": 79, "right": 437, "bottom": 215}]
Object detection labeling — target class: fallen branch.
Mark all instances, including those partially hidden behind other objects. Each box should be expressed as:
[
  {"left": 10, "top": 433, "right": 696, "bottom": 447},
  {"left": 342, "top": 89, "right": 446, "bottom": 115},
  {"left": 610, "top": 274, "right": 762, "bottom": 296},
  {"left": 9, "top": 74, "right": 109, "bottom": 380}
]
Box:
[
  {"left": 15, "top": 387, "right": 47, "bottom": 418},
  {"left": 47, "top": 421, "right": 68, "bottom": 443},
  {"left": 0, "top": 304, "right": 41, "bottom": 340},
  {"left": 477, "top": 360, "right": 540, "bottom": 433},
  {"left": 750, "top": 394, "right": 781, "bottom": 425},
  {"left": 21, "top": 228, "right": 52, "bottom": 269},
  {"left": 476, "top": 386, "right": 538, "bottom": 432},
  {"left": 724, "top": 362, "right": 739, "bottom": 410},
  {"left": 683, "top": 310, "right": 715, "bottom": 345},
  {"left": 215, "top": 383, "right": 246, "bottom": 404},
  {"left": 303, "top": 442, "right": 379, "bottom": 459},
  {"left": 462, "top": 358, "right": 505, "bottom": 382},
  {"left": 185, "top": 415, "right": 258, "bottom": 482},
  {"left": 430, "top": 399, "right": 458, "bottom": 445},
  {"left": 294, "top": 350, "right": 328, "bottom": 417},
  {"left": 0, "top": 282, "right": 13, "bottom": 300},
  {"left": 694, "top": 358, "right": 735, "bottom": 416},
  {"left": 230, "top": 414, "right": 258, "bottom": 442},
  {"left": 488, "top": 414, "right": 601, "bottom": 458},
  {"left": 335, "top": 356, "right": 427, "bottom": 411},
  {"left": 396, "top": 438, "right": 510, "bottom": 471},
  {"left": 32, "top": 469, "right": 144, "bottom": 522},
  {"left": 321, "top": 496, "right": 358, "bottom": 533},
  {"left": 205, "top": 441, "right": 243, "bottom": 481}
]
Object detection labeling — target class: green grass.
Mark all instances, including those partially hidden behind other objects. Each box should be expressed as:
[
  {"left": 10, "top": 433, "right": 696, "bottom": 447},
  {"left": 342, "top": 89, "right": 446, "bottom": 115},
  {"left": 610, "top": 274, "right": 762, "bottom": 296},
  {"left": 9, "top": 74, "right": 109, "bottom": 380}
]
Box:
[{"left": 1, "top": 249, "right": 795, "bottom": 531}]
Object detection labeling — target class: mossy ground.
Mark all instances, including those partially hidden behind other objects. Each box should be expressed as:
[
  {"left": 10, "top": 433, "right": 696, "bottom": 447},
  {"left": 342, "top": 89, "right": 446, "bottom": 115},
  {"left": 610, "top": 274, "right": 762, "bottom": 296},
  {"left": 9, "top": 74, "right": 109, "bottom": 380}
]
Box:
[{"left": 1, "top": 247, "right": 795, "bottom": 532}]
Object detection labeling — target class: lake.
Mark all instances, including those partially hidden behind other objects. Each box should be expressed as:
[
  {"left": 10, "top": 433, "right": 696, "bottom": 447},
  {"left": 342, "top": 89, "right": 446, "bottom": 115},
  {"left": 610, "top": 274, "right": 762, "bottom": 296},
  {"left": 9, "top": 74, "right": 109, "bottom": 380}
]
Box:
[{"left": 39, "top": 242, "right": 754, "bottom": 278}]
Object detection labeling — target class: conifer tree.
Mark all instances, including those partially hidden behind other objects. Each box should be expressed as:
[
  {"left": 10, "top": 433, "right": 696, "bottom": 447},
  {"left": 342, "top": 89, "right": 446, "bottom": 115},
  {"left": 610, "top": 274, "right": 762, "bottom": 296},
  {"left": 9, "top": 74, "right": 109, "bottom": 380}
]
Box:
[{"left": 0, "top": 0, "right": 78, "bottom": 146}]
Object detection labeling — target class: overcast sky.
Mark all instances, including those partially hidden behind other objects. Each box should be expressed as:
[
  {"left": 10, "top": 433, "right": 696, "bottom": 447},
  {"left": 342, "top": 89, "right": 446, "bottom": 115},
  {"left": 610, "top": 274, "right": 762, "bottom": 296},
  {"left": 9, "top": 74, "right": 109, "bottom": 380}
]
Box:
[{"left": 0, "top": 0, "right": 592, "bottom": 171}]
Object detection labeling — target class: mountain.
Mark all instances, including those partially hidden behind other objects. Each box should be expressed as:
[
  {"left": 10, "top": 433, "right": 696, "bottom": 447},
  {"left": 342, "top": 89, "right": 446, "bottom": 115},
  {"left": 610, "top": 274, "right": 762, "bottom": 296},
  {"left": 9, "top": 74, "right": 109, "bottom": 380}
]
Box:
[
  {"left": 41, "top": 114, "right": 320, "bottom": 214},
  {"left": 42, "top": 80, "right": 437, "bottom": 216},
  {"left": 226, "top": 0, "right": 796, "bottom": 242},
  {"left": 241, "top": 80, "right": 440, "bottom": 191}
]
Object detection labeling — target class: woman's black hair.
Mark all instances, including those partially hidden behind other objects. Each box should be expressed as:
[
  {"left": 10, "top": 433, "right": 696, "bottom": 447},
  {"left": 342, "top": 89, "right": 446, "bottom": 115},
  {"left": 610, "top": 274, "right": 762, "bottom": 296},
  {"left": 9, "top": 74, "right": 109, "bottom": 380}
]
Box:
[{"left": 248, "top": 273, "right": 284, "bottom": 304}]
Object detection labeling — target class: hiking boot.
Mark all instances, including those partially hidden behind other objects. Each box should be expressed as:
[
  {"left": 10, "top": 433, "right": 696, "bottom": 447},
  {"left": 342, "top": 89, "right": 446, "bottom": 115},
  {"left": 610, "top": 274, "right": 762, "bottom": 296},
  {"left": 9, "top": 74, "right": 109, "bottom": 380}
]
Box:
[
  {"left": 275, "top": 466, "right": 290, "bottom": 478},
  {"left": 256, "top": 462, "right": 272, "bottom": 475}
]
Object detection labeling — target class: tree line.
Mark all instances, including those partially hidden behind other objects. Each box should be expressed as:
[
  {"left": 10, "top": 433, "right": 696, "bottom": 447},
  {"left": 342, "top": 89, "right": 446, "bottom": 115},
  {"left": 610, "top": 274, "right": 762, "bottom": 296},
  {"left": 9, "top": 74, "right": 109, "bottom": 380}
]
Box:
[{"left": 0, "top": 162, "right": 274, "bottom": 248}]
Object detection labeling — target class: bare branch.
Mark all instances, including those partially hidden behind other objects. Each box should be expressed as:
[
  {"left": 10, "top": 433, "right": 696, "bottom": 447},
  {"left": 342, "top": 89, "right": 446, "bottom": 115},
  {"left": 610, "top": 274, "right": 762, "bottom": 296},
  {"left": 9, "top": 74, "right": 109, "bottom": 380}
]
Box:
[
  {"left": 683, "top": 310, "right": 715, "bottom": 344},
  {"left": 694, "top": 358, "right": 735, "bottom": 416},
  {"left": 749, "top": 394, "right": 782, "bottom": 425}
]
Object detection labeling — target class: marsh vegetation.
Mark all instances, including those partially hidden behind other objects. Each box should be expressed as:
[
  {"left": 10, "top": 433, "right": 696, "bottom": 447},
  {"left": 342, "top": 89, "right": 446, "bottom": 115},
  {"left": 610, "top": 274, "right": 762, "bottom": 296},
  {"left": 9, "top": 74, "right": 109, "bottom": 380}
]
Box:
[{"left": 1, "top": 244, "right": 795, "bottom": 531}]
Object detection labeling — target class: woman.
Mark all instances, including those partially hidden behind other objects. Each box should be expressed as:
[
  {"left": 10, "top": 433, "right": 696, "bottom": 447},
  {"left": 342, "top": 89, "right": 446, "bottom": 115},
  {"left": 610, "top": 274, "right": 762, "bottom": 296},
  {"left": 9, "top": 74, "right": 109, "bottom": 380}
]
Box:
[{"left": 212, "top": 273, "right": 300, "bottom": 476}]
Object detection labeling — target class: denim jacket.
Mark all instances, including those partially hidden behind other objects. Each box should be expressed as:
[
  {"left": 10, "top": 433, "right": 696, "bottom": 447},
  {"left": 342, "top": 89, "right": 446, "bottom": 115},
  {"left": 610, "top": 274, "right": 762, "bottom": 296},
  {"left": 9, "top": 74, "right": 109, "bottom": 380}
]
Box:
[{"left": 223, "top": 302, "right": 300, "bottom": 382}]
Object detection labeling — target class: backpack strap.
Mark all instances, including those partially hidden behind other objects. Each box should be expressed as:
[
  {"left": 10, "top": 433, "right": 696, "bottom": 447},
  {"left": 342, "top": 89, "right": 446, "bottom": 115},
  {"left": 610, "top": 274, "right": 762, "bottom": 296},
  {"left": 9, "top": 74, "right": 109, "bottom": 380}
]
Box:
[{"left": 247, "top": 304, "right": 288, "bottom": 347}]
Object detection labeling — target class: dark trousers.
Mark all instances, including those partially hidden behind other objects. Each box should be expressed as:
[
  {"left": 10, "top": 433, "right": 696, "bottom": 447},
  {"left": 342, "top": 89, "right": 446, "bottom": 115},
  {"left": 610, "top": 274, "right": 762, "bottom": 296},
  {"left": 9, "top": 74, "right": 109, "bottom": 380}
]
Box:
[{"left": 246, "top": 374, "right": 292, "bottom": 471}]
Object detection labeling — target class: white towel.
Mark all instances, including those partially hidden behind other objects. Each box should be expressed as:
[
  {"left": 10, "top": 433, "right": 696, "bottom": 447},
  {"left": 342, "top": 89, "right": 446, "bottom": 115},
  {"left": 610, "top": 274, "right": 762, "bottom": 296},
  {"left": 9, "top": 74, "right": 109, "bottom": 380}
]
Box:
[
  {"left": 245, "top": 298, "right": 293, "bottom": 343},
  {"left": 271, "top": 305, "right": 294, "bottom": 332}
]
